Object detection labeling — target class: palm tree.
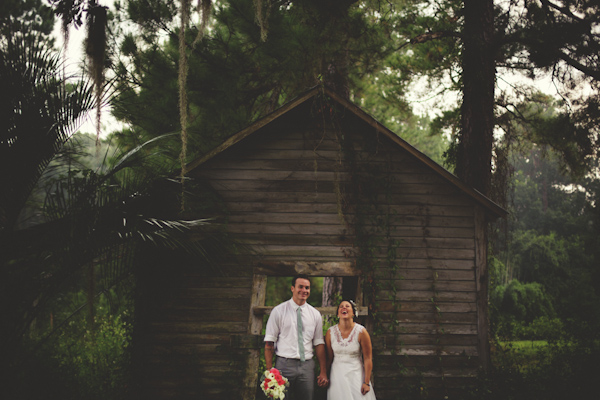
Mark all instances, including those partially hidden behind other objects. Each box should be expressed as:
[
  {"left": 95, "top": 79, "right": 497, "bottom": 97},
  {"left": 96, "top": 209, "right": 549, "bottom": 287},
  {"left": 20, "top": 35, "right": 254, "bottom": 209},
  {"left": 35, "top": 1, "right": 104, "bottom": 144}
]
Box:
[
  {"left": 0, "top": 28, "right": 90, "bottom": 391},
  {"left": 1, "top": 30, "right": 234, "bottom": 398}
]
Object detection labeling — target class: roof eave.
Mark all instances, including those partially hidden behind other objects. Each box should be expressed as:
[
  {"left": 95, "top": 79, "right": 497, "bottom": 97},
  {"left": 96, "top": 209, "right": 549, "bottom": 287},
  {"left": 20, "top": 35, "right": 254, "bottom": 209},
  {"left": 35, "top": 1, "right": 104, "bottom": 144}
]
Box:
[
  {"left": 185, "top": 87, "right": 321, "bottom": 172},
  {"left": 324, "top": 89, "right": 507, "bottom": 219},
  {"left": 185, "top": 85, "right": 507, "bottom": 219}
]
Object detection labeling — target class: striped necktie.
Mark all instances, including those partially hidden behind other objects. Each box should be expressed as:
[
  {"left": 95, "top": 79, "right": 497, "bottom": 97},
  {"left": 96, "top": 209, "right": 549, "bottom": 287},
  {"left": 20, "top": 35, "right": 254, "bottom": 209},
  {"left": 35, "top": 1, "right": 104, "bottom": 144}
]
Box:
[{"left": 297, "top": 306, "right": 305, "bottom": 362}]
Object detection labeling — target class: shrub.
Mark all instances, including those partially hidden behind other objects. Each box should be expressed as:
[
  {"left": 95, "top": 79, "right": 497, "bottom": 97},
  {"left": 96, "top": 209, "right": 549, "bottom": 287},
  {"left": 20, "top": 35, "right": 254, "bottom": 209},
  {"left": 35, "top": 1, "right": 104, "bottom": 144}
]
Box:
[
  {"left": 466, "top": 339, "right": 600, "bottom": 400},
  {"left": 52, "top": 309, "right": 133, "bottom": 399},
  {"left": 491, "top": 280, "right": 556, "bottom": 339},
  {"left": 517, "top": 316, "right": 564, "bottom": 341}
]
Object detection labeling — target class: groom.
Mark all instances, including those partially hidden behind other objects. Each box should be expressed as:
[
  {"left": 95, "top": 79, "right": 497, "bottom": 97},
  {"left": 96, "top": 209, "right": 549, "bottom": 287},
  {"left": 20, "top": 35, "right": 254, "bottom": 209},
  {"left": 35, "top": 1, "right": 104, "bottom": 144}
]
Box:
[{"left": 264, "top": 274, "right": 328, "bottom": 400}]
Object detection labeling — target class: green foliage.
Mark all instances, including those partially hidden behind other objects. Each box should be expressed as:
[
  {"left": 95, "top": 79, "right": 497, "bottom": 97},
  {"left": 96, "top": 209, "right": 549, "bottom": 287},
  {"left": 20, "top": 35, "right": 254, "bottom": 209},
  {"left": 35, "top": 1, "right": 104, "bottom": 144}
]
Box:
[
  {"left": 109, "top": 0, "right": 423, "bottom": 164},
  {"left": 466, "top": 340, "right": 600, "bottom": 400},
  {"left": 1, "top": 30, "right": 234, "bottom": 399},
  {"left": 491, "top": 280, "right": 555, "bottom": 339},
  {"left": 389, "top": 0, "right": 600, "bottom": 195},
  {"left": 490, "top": 137, "right": 600, "bottom": 341},
  {"left": 517, "top": 317, "right": 564, "bottom": 341},
  {"left": 510, "top": 231, "right": 570, "bottom": 286},
  {"left": 0, "top": 33, "right": 95, "bottom": 233},
  {"left": 50, "top": 307, "right": 133, "bottom": 399},
  {"left": 265, "top": 276, "right": 293, "bottom": 307},
  {"left": 5, "top": 0, "right": 600, "bottom": 397},
  {"left": 265, "top": 276, "right": 323, "bottom": 307},
  {"left": 4, "top": 286, "right": 133, "bottom": 400},
  {"left": 0, "top": 26, "right": 97, "bottom": 388},
  {"left": 0, "top": 0, "right": 55, "bottom": 37}
]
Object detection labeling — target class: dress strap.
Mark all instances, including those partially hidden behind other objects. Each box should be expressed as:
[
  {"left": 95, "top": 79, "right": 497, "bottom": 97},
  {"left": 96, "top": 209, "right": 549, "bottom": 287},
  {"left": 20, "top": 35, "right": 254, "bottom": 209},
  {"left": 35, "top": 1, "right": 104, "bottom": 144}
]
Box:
[{"left": 332, "top": 323, "right": 364, "bottom": 345}]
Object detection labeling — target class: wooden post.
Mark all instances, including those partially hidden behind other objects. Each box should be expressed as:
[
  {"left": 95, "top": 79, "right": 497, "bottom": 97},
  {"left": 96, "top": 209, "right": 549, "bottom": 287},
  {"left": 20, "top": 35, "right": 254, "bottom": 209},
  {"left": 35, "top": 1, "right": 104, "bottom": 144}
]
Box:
[
  {"left": 242, "top": 274, "right": 267, "bottom": 400},
  {"left": 474, "top": 206, "right": 491, "bottom": 372}
]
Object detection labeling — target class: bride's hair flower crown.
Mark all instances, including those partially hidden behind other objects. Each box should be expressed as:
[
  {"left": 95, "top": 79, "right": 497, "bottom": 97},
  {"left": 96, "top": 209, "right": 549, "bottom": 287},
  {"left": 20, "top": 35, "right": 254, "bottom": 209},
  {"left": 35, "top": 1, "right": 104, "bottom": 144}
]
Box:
[{"left": 349, "top": 300, "right": 358, "bottom": 318}]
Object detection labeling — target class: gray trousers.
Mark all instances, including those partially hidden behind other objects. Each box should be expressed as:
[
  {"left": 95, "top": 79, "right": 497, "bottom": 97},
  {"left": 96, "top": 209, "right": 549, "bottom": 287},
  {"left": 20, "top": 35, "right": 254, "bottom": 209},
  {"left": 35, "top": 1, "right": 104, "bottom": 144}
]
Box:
[{"left": 275, "top": 357, "right": 315, "bottom": 400}]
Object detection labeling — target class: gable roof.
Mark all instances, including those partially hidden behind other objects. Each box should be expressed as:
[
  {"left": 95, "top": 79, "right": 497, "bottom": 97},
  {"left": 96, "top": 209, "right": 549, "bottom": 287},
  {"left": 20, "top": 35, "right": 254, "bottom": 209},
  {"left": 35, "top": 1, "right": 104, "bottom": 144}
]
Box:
[{"left": 186, "top": 85, "right": 507, "bottom": 219}]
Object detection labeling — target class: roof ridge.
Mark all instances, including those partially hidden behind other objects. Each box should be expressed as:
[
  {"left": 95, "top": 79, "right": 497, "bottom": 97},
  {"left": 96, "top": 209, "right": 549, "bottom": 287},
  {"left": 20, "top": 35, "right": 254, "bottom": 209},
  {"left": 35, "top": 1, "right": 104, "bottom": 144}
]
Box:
[{"left": 185, "top": 85, "right": 506, "bottom": 218}]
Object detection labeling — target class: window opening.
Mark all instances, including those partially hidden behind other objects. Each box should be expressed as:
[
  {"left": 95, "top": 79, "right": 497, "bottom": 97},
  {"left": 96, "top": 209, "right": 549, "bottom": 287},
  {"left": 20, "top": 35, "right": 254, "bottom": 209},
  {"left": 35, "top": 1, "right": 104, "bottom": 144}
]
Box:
[{"left": 241, "top": 262, "right": 369, "bottom": 400}]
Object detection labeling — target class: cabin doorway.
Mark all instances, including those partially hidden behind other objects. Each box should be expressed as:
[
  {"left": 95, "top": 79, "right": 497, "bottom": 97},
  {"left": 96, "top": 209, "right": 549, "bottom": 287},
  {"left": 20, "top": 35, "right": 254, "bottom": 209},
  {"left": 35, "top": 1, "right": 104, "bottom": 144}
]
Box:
[{"left": 241, "top": 261, "right": 367, "bottom": 400}]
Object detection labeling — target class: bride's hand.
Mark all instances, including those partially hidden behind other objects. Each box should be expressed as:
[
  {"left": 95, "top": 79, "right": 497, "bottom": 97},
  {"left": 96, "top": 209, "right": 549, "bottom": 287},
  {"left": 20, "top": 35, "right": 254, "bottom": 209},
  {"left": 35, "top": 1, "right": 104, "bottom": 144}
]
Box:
[{"left": 361, "top": 382, "right": 370, "bottom": 395}]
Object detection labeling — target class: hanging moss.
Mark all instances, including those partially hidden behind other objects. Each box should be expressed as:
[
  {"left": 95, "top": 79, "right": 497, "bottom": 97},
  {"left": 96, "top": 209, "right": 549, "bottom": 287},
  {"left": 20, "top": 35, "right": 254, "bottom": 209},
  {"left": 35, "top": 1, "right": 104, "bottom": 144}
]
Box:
[
  {"left": 253, "top": 0, "right": 271, "bottom": 42},
  {"left": 85, "top": 1, "right": 108, "bottom": 143}
]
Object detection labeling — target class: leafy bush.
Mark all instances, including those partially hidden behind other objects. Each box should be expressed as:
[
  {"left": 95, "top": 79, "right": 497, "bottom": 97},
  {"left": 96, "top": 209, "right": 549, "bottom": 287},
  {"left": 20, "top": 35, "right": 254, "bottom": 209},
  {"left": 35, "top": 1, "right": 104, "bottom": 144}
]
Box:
[
  {"left": 465, "top": 339, "right": 600, "bottom": 400},
  {"left": 516, "top": 316, "right": 564, "bottom": 341},
  {"left": 490, "top": 280, "right": 556, "bottom": 339},
  {"left": 52, "top": 309, "right": 133, "bottom": 399}
]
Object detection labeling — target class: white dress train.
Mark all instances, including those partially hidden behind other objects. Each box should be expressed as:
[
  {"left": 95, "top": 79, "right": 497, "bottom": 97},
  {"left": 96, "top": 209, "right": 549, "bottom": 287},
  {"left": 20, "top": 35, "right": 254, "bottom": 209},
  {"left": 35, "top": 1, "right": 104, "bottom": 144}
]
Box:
[{"left": 327, "top": 324, "right": 376, "bottom": 400}]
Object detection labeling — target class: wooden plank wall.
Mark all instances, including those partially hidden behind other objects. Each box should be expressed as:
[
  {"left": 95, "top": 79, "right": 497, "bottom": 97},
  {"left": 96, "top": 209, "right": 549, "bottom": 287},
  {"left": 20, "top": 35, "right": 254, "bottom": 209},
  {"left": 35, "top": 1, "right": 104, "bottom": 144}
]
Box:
[
  {"left": 186, "top": 104, "right": 484, "bottom": 399},
  {"left": 137, "top": 274, "right": 253, "bottom": 399}
]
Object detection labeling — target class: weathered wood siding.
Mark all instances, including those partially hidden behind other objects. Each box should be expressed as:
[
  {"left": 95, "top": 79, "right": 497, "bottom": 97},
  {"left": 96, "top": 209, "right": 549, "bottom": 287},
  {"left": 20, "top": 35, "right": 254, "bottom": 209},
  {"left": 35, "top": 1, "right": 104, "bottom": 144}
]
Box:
[
  {"left": 138, "top": 95, "right": 496, "bottom": 399},
  {"left": 190, "top": 101, "right": 485, "bottom": 399},
  {"left": 137, "top": 273, "right": 253, "bottom": 399}
]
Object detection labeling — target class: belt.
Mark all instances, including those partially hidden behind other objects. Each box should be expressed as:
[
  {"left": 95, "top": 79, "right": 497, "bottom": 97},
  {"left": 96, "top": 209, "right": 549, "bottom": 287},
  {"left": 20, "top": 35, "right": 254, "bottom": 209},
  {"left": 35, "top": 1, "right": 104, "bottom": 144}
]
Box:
[{"left": 276, "top": 356, "right": 313, "bottom": 361}]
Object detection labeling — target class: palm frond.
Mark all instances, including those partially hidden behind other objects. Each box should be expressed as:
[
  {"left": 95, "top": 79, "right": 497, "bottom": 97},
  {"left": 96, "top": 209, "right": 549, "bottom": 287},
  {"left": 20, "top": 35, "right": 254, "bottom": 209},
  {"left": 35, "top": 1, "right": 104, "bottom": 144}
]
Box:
[
  {"left": 4, "top": 135, "right": 237, "bottom": 350},
  {"left": 0, "top": 33, "right": 95, "bottom": 233}
]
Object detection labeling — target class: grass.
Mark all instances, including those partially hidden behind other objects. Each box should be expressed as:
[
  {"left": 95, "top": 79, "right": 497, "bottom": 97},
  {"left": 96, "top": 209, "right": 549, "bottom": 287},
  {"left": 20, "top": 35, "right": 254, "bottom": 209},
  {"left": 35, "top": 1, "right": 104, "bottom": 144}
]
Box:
[
  {"left": 470, "top": 338, "right": 600, "bottom": 400},
  {"left": 500, "top": 340, "right": 547, "bottom": 355},
  {"left": 494, "top": 340, "right": 548, "bottom": 370}
]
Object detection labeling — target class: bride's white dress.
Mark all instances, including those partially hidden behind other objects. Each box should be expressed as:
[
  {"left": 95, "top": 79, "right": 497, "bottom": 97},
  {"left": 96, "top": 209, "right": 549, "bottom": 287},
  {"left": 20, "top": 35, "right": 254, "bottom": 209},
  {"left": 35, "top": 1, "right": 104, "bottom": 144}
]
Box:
[{"left": 327, "top": 323, "right": 376, "bottom": 400}]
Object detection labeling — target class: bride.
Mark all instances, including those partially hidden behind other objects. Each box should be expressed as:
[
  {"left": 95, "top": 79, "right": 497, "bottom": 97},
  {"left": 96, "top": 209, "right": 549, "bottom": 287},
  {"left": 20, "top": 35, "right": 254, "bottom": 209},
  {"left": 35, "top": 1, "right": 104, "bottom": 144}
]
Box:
[{"left": 325, "top": 300, "right": 376, "bottom": 399}]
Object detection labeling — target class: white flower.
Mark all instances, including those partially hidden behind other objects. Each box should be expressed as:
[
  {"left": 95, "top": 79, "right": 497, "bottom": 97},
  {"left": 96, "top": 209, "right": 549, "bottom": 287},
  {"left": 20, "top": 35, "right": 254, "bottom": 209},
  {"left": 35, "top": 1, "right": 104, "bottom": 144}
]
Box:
[{"left": 260, "top": 368, "right": 290, "bottom": 400}]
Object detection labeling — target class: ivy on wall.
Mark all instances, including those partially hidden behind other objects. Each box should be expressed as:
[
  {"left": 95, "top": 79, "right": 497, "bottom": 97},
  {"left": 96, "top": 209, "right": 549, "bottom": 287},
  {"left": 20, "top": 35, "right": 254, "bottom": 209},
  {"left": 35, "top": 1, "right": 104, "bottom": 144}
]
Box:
[{"left": 309, "top": 89, "right": 452, "bottom": 397}]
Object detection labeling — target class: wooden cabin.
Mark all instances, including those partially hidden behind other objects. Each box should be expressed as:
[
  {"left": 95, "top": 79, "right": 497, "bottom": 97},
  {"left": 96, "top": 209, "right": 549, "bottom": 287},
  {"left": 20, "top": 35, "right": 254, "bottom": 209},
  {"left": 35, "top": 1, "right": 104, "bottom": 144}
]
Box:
[{"left": 135, "top": 86, "right": 506, "bottom": 399}]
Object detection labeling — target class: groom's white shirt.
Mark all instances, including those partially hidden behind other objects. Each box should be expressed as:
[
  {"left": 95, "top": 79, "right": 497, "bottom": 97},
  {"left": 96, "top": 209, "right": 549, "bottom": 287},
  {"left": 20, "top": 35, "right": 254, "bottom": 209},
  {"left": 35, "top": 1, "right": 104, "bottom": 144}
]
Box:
[{"left": 264, "top": 298, "right": 325, "bottom": 360}]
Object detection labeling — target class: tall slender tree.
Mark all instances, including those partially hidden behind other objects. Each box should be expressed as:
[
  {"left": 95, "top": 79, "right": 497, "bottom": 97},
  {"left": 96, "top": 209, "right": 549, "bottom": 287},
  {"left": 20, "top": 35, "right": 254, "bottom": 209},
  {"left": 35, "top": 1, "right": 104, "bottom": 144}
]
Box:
[
  {"left": 457, "top": 0, "right": 495, "bottom": 195},
  {"left": 109, "top": 0, "right": 392, "bottom": 159},
  {"left": 388, "top": 0, "right": 599, "bottom": 199}
]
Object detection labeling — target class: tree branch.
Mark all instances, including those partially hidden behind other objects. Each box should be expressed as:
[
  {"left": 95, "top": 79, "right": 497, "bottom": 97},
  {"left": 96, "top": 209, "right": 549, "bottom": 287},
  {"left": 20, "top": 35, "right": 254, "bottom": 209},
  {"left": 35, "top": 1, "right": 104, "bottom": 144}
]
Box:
[
  {"left": 410, "top": 31, "right": 460, "bottom": 44},
  {"left": 556, "top": 50, "right": 600, "bottom": 81},
  {"left": 540, "top": 0, "right": 585, "bottom": 23}
]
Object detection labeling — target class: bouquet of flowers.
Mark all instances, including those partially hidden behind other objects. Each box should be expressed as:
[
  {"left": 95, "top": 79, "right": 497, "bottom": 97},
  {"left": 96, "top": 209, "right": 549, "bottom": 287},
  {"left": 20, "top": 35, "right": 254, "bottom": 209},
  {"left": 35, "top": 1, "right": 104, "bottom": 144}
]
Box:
[{"left": 260, "top": 368, "right": 290, "bottom": 399}]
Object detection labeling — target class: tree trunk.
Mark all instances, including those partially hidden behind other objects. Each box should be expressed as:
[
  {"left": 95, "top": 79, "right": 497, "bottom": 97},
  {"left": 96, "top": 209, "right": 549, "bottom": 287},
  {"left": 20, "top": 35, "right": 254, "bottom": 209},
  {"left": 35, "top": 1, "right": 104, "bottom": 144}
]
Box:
[
  {"left": 320, "top": 0, "right": 356, "bottom": 99},
  {"left": 322, "top": 277, "right": 343, "bottom": 307},
  {"left": 457, "top": 0, "right": 495, "bottom": 196}
]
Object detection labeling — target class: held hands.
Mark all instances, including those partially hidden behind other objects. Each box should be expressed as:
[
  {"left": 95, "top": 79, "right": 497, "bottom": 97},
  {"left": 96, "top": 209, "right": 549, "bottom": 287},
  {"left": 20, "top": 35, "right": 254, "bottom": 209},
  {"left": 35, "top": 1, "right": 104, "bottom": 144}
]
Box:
[
  {"left": 317, "top": 372, "right": 329, "bottom": 387},
  {"left": 361, "top": 382, "right": 371, "bottom": 395}
]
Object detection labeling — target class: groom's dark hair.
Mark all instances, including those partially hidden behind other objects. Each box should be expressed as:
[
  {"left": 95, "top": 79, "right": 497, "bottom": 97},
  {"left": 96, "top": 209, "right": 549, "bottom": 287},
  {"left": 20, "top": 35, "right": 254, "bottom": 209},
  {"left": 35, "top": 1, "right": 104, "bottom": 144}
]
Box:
[{"left": 292, "top": 274, "right": 310, "bottom": 287}]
